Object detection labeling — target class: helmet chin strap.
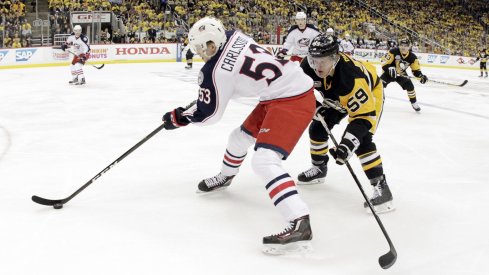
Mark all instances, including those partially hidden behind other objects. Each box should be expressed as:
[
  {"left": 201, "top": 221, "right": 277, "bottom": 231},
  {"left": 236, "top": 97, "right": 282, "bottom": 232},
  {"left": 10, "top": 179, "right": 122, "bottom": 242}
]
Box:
[{"left": 326, "top": 55, "right": 340, "bottom": 76}]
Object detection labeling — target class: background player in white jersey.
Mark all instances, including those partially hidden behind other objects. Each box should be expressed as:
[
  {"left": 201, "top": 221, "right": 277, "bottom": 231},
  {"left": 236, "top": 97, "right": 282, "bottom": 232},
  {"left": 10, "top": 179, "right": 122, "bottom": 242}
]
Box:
[
  {"left": 339, "top": 33, "right": 355, "bottom": 56},
  {"left": 162, "top": 17, "right": 316, "bottom": 254},
  {"left": 61, "top": 25, "right": 91, "bottom": 85},
  {"left": 277, "top": 12, "right": 320, "bottom": 62}
]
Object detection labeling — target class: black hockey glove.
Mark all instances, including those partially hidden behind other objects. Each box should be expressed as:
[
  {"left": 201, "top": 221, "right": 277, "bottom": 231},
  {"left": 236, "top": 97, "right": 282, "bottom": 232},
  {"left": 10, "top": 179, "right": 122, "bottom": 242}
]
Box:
[
  {"left": 277, "top": 48, "right": 288, "bottom": 60},
  {"left": 330, "top": 131, "right": 360, "bottom": 165},
  {"left": 162, "top": 100, "right": 196, "bottom": 130},
  {"left": 419, "top": 74, "right": 428, "bottom": 84},
  {"left": 163, "top": 107, "right": 190, "bottom": 130},
  {"left": 61, "top": 44, "right": 68, "bottom": 52},
  {"left": 388, "top": 67, "right": 397, "bottom": 79}
]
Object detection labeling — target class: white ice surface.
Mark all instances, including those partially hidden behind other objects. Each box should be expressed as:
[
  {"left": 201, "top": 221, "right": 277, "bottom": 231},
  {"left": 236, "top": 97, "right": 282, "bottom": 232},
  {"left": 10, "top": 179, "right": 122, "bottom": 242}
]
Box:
[{"left": 1, "top": 62, "right": 488, "bottom": 275}]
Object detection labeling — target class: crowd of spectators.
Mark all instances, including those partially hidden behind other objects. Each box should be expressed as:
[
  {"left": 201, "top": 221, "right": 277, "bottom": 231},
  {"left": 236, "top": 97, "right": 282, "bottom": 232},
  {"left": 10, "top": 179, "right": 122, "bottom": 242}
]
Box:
[
  {"left": 1, "top": 0, "right": 32, "bottom": 48},
  {"left": 1, "top": 0, "right": 488, "bottom": 57}
]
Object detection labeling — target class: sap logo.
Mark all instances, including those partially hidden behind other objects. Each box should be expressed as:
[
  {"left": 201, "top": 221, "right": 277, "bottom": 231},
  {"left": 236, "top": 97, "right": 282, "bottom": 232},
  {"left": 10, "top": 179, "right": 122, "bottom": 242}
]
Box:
[
  {"left": 427, "top": 55, "right": 437, "bottom": 63},
  {"left": 440, "top": 55, "right": 450, "bottom": 64},
  {"left": 0, "top": 50, "right": 8, "bottom": 62},
  {"left": 16, "top": 49, "right": 37, "bottom": 61},
  {"left": 259, "top": 128, "right": 270, "bottom": 133}
]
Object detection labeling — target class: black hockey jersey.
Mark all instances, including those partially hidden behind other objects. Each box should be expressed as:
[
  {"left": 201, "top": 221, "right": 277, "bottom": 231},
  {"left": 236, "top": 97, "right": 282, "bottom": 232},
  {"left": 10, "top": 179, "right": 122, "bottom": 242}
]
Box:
[{"left": 382, "top": 48, "right": 423, "bottom": 77}]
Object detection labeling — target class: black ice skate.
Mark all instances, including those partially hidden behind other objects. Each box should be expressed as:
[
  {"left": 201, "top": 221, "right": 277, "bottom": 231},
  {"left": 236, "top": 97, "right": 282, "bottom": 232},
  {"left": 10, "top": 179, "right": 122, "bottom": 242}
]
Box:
[
  {"left": 363, "top": 175, "right": 395, "bottom": 214},
  {"left": 262, "top": 215, "right": 313, "bottom": 255},
  {"left": 485, "top": 73, "right": 488, "bottom": 78},
  {"left": 197, "top": 172, "right": 234, "bottom": 193},
  {"left": 69, "top": 77, "right": 78, "bottom": 85},
  {"left": 411, "top": 102, "right": 421, "bottom": 112},
  {"left": 297, "top": 165, "right": 327, "bottom": 185},
  {"left": 185, "top": 64, "right": 192, "bottom": 69},
  {"left": 75, "top": 78, "right": 86, "bottom": 85}
]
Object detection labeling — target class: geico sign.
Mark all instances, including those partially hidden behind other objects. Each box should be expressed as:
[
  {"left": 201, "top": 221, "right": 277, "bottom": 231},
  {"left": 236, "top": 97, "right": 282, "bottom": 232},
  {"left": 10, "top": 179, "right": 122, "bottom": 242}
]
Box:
[{"left": 116, "top": 47, "right": 170, "bottom": 55}]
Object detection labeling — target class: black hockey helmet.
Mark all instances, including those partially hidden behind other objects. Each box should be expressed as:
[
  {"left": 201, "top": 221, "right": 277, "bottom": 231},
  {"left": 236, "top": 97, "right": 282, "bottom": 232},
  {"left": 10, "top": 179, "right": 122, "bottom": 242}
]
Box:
[{"left": 308, "top": 34, "right": 339, "bottom": 57}]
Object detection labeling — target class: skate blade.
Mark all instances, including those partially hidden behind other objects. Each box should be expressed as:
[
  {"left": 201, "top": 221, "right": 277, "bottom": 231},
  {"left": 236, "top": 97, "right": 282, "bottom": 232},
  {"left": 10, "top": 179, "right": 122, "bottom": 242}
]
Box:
[
  {"left": 195, "top": 186, "right": 230, "bottom": 194},
  {"left": 365, "top": 201, "right": 395, "bottom": 214},
  {"left": 262, "top": 241, "right": 313, "bottom": 256},
  {"left": 297, "top": 178, "right": 325, "bottom": 185}
]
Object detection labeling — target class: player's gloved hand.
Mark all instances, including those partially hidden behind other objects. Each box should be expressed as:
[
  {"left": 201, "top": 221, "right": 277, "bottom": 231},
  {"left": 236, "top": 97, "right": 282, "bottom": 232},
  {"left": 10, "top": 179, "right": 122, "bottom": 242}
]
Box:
[
  {"left": 162, "top": 107, "right": 190, "bottom": 130},
  {"left": 419, "top": 74, "right": 428, "bottom": 84},
  {"left": 79, "top": 53, "right": 87, "bottom": 64},
  {"left": 61, "top": 44, "right": 68, "bottom": 51},
  {"left": 313, "top": 105, "right": 328, "bottom": 121},
  {"left": 277, "top": 48, "right": 288, "bottom": 60},
  {"left": 330, "top": 131, "right": 360, "bottom": 165},
  {"left": 388, "top": 67, "right": 397, "bottom": 79}
]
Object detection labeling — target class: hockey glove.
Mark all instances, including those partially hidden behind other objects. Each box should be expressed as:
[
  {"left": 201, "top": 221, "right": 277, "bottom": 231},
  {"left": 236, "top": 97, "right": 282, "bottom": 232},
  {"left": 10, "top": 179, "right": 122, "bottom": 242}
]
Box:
[
  {"left": 330, "top": 131, "right": 360, "bottom": 165},
  {"left": 419, "top": 74, "right": 428, "bottom": 84},
  {"left": 277, "top": 48, "right": 288, "bottom": 60},
  {"left": 78, "top": 53, "right": 87, "bottom": 64},
  {"left": 162, "top": 107, "right": 190, "bottom": 130},
  {"left": 61, "top": 44, "right": 68, "bottom": 52},
  {"left": 388, "top": 67, "right": 397, "bottom": 79}
]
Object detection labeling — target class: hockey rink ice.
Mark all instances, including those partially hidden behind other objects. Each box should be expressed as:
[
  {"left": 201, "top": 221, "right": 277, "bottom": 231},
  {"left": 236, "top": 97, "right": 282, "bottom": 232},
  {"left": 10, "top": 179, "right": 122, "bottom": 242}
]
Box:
[{"left": 1, "top": 62, "right": 488, "bottom": 275}]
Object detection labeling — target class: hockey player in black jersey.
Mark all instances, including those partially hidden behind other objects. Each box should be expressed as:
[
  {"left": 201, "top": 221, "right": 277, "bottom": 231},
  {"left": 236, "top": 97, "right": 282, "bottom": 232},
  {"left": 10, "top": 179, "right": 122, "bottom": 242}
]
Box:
[
  {"left": 381, "top": 38, "right": 428, "bottom": 112},
  {"left": 297, "top": 34, "right": 394, "bottom": 213},
  {"left": 474, "top": 48, "right": 488, "bottom": 78}
]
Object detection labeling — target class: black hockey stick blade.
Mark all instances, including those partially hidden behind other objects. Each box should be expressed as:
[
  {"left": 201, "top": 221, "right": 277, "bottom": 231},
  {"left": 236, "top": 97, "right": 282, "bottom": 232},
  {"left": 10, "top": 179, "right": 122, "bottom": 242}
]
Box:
[
  {"left": 459, "top": 80, "right": 468, "bottom": 87},
  {"left": 31, "top": 195, "right": 64, "bottom": 206},
  {"left": 92, "top": 64, "right": 105, "bottom": 70},
  {"left": 379, "top": 247, "right": 397, "bottom": 269}
]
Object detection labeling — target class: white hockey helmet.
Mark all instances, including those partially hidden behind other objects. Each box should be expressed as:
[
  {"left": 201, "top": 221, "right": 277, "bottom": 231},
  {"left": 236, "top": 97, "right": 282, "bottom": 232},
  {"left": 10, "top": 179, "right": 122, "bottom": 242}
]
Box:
[
  {"left": 188, "top": 17, "right": 227, "bottom": 59},
  {"left": 295, "top": 12, "right": 307, "bottom": 20},
  {"left": 73, "top": 25, "right": 82, "bottom": 36},
  {"left": 326, "top": 28, "right": 334, "bottom": 35}
]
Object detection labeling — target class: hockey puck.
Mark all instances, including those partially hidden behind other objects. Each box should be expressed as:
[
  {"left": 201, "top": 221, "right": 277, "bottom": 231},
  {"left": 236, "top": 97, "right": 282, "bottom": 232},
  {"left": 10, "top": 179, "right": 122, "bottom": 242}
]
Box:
[{"left": 53, "top": 203, "right": 63, "bottom": 209}]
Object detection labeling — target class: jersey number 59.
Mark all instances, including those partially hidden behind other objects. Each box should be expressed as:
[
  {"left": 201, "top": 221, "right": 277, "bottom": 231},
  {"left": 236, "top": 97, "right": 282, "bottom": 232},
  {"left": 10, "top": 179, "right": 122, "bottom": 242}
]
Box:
[{"left": 347, "top": 89, "right": 369, "bottom": 112}]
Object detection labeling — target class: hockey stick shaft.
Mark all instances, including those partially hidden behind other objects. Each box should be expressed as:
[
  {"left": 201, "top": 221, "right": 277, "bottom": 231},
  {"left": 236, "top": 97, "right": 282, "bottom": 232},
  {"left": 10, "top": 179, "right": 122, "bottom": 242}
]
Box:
[
  {"left": 408, "top": 76, "right": 467, "bottom": 87},
  {"left": 66, "top": 49, "right": 105, "bottom": 69},
  {"left": 32, "top": 124, "right": 166, "bottom": 206},
  {"left": 316, "top": 116, "right": 397, "bottom": 269}
]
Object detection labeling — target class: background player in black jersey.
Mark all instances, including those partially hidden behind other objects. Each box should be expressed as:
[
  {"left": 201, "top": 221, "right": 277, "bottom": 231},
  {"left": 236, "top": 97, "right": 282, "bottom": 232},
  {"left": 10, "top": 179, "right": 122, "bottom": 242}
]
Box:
[
  {"left": 380, "top": 38, "right": 428, "bottom": 112},
  {"left": 181, "top": 37, "right": 194, "bottom": 69},
  {"left": 297, "top": 34, "right": 394, "bottom": 213},
  {"left": 473, "top": 48, "right": 488, "bottom": 78}
]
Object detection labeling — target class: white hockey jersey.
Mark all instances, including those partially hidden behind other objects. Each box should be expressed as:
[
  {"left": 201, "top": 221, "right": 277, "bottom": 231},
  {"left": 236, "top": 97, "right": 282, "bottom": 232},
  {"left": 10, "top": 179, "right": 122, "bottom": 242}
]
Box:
[
  {"left": 282, "top": 24, "right": 320, "bottom": 56},
  {"left": 339, "top": 39, "right": 355, "bottom": 55},
  {"left": 183, "top": 30, "right": 314, "bottom": 125},
  {"left": 66, "top": 33, "right": 90, "bottom": 55}
]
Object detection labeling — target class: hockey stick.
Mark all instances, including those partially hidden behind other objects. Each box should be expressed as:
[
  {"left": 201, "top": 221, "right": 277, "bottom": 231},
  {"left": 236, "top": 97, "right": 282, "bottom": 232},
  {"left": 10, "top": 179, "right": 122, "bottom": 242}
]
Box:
[
  {"left": 408, "top": 76, "right": 468, "bottom": 87},
  {"left": 66, "top": 49, "right": 105, "bottom": 70},
  {"left": 32, "top": 124, "right": 166, "bottom": 209},
  {"left": 316, "top": 115, "right": 397, "bottom": 269}
]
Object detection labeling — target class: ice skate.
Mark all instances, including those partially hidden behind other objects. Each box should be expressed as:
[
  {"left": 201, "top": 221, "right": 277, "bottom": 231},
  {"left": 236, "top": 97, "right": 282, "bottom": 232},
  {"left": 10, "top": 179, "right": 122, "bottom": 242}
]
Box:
[
  {"left": 74, "top": 78, "right": 86, "bottom": 85},
  {"left": 485, "top": 73, "right": 488, "bottom": 78},
  {"left": 363, "top": 175, "right": 395, "bottom": 214},
  {"left": 411, "top": 102, "right": 421, "bottom": 112},
  {"left": 69, "top": 77, "right": 78, "bottom": 85},
  {"left": 297, "top": 165, "right": 327, "bottom": 185},
  {"left": 262, "top": 215, "right": 313, "bottom": 255},
  {"left": 185, "top": 64, "right": 192, "bottom": 69},
  {"left": 197, "top": 172, "right": 234, "bottom": 193}
]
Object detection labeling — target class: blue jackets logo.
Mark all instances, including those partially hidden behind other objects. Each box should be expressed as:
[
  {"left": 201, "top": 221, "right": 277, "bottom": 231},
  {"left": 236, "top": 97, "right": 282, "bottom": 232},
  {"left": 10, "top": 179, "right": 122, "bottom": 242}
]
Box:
[
  {"left": 16, "top": 49, "right": 37, "bottom": 62},
  {"left": 0, "top": 50, "right": 8, "bottom": 62}
]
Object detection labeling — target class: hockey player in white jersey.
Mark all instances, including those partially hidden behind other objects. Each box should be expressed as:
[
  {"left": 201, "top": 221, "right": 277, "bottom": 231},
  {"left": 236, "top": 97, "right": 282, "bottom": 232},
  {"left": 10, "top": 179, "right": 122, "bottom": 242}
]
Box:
[
  {"left": 61, "top": 25, "right": 91, "bottom": 85},
  {"left": 277, "top": 12, "right": 320, "bottom": 62},
  {"left": 339, "top": 33, "right": 355, "bottom": 56},
  {"left": 162, "top": 17, "right": 316, "bottom": 254}
]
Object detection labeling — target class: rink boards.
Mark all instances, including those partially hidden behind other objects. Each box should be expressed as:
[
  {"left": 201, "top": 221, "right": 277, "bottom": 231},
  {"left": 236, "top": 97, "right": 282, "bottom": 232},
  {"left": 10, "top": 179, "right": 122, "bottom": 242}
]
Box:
[{"left": 0, "top": 43, "right": 480, "bottom": 70}]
